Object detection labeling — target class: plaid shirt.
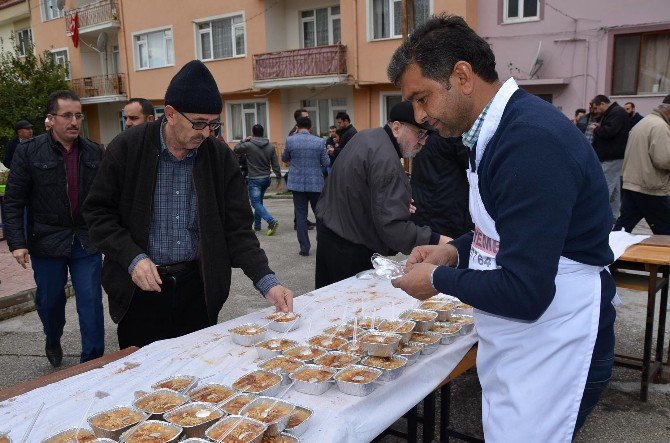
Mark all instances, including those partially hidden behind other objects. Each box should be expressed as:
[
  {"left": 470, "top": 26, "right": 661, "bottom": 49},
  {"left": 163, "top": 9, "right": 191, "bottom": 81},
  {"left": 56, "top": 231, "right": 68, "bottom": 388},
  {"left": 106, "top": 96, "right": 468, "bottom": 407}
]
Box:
[{"left": 461, "top": 101, "right": 492, "bottom": 172}]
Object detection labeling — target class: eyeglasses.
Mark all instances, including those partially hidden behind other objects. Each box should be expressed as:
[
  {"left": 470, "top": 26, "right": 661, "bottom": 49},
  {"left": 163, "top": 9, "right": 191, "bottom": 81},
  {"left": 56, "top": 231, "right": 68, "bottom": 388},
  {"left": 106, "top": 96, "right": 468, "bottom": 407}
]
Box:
[
  {"left": 52, "top": 112, "right": 85, "bottom": 121},
  {"left": 402, "top": 123, "right": 429, "bottom": 140},
  {"left": 177, "top": 110, "right": 222, "bottom": 131}
]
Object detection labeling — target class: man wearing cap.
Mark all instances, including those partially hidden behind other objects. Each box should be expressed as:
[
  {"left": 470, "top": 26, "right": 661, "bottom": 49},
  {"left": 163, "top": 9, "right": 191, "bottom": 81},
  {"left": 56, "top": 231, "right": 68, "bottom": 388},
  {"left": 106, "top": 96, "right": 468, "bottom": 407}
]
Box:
[
  {"left": 83, "top": 60, "right": 294, "bottom": 349},
  {"left": 314, "top": 101, "right": 448, "bottom": 288},
  {"left": 3, "top": 120, "right": 33, "bottom": 168}
]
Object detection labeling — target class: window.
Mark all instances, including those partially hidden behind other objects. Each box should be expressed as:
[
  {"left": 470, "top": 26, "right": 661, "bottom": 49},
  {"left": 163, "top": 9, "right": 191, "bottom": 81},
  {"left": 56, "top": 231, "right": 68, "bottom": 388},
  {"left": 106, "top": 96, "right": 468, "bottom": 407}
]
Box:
[
  {"left": 301, "top": 98, "right": 348, "bottom": 136},
  {"left": 227, "top": 101, "right": 267, "bottom": 141},
  {"left": 301, "top": 6, "right": 341, "bottom": 48},
  {"left": 16, "top": 28, "right": 32, "bottom": 56},
  {"left": 134, "top": 28, "right": 174, "bottom": 70},
  {"left": 371, "top": 0, "right": 430, "bottom": 40},
  {"left": 503, "top": 0, "right": 540, "bottom": 23},
  {"left": 197, "top": 14, "right": 245, "bottom": 60},
  {"left": 50, "top": 49, "right": 70, "bottom": 80},
  {"left": 381, "top": 93, "right": 403, "bottom": 122},
  {"left": 612, "top": 30, "right": 670, "bottom": 95},
  {"left": 42, "top": 0, "right": 65, "bottom": 21}
]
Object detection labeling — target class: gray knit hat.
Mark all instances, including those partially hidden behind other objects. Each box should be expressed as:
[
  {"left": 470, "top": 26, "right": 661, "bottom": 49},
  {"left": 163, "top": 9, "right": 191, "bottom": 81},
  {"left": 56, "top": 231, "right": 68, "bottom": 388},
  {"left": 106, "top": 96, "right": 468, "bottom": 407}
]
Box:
[{"left": 164, "top": 60, "right": 223, "bottom": 114}]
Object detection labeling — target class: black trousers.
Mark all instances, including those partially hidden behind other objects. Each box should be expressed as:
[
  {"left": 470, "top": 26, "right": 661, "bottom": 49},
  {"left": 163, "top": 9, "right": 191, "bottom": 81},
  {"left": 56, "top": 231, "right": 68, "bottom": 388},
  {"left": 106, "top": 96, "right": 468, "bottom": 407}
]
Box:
[
  {"left": 117, "top": 266, "right": 213, "bottom": 349},
  {"left": 315, "top": 224, "right": 375, "bottom": 289},
  {"left": 613, "top": 189, "right": 670, "bottom": 235}
]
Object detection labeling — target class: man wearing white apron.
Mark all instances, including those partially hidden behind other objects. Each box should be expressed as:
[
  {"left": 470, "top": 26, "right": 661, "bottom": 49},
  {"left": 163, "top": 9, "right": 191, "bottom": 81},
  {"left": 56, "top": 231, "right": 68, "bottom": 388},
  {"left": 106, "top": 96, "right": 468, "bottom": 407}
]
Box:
[{"left": 389, "top": 15, "right": 616, "bottom": 442}]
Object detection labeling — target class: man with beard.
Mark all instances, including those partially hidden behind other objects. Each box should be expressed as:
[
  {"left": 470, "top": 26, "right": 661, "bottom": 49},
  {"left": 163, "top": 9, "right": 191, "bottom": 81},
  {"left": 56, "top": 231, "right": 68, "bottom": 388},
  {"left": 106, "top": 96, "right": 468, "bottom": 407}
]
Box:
[
  {"left": 389, "top": 15, "right": 615, "bottom": 441},
  {"left": 83, "top": 60, "right": 293, "bottom": 348},
  {"left": 315, "top": 101, "right": 447, "bottom": 288}
]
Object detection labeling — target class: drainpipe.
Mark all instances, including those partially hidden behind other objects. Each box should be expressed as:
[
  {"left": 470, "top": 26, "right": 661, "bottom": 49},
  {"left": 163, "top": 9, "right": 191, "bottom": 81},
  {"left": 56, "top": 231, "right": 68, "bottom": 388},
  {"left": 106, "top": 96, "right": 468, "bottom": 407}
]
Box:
[
  {"left": 352, "top": 0, "right": 359, "bottom": 84},
  {"left": 118, "top": 0, "right": 132, "bottom": 98}
]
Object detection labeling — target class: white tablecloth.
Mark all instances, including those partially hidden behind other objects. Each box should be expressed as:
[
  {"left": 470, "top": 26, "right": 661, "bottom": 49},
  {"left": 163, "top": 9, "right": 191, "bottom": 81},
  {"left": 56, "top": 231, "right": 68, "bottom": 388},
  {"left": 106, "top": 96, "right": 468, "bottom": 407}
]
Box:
[{"left": 0, "top": 277, "right": 477, "bottom": 442}]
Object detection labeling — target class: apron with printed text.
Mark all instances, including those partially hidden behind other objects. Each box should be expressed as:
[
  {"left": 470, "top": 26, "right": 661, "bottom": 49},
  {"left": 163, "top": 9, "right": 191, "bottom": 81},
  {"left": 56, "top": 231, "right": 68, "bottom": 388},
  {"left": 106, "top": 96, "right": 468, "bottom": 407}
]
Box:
[{"left": 467, "top": 86, "right": 602, "bottom": 442}]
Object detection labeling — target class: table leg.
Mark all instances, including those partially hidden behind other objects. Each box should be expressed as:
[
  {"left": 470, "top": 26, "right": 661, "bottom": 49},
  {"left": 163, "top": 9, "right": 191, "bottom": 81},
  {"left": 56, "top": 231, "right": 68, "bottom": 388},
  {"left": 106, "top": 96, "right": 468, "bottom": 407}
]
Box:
[
  {"left": 407, "top": 404, "right": 418, "bottom": 443},
  {"left": 423, "top": 391, "right": 436, "bottom": 442},
  {"left": 659, "top": 266, "right": 669, "bottom": 380},
  {"left": 440, "top": 383, "right": 451, "bottom": 442},
  {"left": 641, "top": 265, "right": 658, "bottom": 401}
]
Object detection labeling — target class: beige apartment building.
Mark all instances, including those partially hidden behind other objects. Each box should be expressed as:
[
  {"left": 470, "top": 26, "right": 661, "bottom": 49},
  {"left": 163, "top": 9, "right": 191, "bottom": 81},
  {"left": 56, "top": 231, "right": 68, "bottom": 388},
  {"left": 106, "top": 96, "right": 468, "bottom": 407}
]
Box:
[
  {"left": 0, "top": 1, "right": 31, "bottom": 60},
  {"left": 30, "top": 0, "right": 477, "bottom": 146}
]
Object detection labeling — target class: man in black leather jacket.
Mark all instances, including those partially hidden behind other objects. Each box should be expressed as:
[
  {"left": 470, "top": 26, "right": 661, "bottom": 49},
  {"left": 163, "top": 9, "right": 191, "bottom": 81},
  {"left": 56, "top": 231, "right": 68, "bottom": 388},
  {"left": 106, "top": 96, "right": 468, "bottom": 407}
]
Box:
[{"left": 4, "top": 90, "right": 104, "bottom": 367}]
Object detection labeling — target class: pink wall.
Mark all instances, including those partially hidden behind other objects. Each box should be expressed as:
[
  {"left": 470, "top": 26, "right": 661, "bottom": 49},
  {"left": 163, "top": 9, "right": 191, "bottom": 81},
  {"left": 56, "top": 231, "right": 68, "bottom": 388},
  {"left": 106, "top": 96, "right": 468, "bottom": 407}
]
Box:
[{"left": 477, "top": 0, "right": 670, "bottom": 117}]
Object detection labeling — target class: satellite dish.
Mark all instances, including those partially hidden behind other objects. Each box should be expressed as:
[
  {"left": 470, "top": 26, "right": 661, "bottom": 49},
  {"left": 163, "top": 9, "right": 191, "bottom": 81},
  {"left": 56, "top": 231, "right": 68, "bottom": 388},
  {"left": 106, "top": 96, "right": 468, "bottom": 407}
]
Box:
[
  {"left": 96, "top": 32, "right": 109, "bottom": 52},
  {"left": 56, "top": 0, "right": 65, "bottom": 10},
  {"left": 529, "top": 41, "right": 543, "bottom": 79}
]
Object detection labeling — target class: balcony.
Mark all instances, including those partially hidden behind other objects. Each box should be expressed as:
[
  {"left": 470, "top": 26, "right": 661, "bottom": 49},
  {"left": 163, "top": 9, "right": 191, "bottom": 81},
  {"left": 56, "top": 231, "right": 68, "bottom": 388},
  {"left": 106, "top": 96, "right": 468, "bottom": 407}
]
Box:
[
  {"left": 252, "top": 44, "right": 348, "bottom": 89},
  {"left": 70, "top": 74, "right": 126, "bottom": 104},
  {"left": 64, "top": 0, "right": 119, "bottom": 34}
]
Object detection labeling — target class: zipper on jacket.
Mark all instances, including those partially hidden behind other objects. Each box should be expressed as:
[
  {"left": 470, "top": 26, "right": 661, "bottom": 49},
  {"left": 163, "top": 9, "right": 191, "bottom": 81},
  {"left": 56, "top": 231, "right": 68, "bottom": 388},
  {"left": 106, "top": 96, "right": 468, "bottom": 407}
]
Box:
[{"left": 191, "top": 170, "right": 210, "bottom": 320}]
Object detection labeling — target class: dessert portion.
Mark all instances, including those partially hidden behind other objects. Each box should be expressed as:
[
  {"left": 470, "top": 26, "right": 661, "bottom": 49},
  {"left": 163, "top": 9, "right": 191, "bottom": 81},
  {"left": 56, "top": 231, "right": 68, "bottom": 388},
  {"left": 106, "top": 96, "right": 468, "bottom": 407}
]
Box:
[
  {"left": 335, "top": 367, "right": 380, "bottom": 384},
  {"left": 231, "top": 324, "right": 267, "bottom": 336},
  {"left": 242, "top": 401, "right": 294, "bottom": 424},
  {"left": 152, "top": 375, "right": 196, "bottom": 392},
  {"left": 396, "top": 344, "right": 422, "bottom": 356},
  {"left": 287, "top": 407, "right": 312, "bottom": 429},
  {"left": 431, "top": 323, "right": 461, "bottom": 334},
  {"left": 261, "top": 434, "right": 298, "bottom": 443},
  {"left": 307, "top": 335, "right": 347, "bottom": 350},
  {"left": 207, "top": 417, "right": 265, "bottom": 443},
  {"left": 259, "top": 356, "right": 304, "bottom": 373},
  {"left": 89, "top": 407, "right": 145, "bottom": 431},
  {"left": 322, "top": 324, "right": 364, "bottom": 339},
  {"left": 314, "top": 352, "right": 359, "bottom": 369},
  {"left": 122, "top": 422, "right": 181, "bottom": 443},
  {"left": 359, "top": 333, "right": 400, "bottom": 345},
  {"left": 42, "top": 429, "right": 97, "bottom": 443},
  {"left": 450, "top": 315, "right": 474, "bottom": 325},
  {"left": 165, "top": 403, "right": 223, "bottom": 427},
  {"left": 283, "top": 345, "right": 327, "bottom": 361},
  {"left": 419, "top": 300, "right": 452, "bottom": 311},
  {"left": 410, "top": 332, "right": 441, "bottom": 345},
  {"left": 188, "top": 384, "right": 235, "bottom": 404},
  {"left": 135, "top": 390, "right": 187, "bottom": 414},
  {"left": 222, "top": 394, "right": 257, "bottom": 415},
  {"left": 400, "top": 309, "right": 438, "bottom": 322},
  {"left": 378, "top": 320, "right": 415, "bottom": 334},
  {"left": 232, "top": 371, "right": 281, "bottom": 394},
  {"left": 362, "top": 355, "right": 407, "bottom": 370},
  {"left": 338, "top": 341, "right": 366, "bottom": 356},
  {"left": 291, "top": 366, "right": 335, "bottom": 383},
  {"left": 257, "top": 338, "right": 297, "bottom": 352},
  {"left": 266, "top": 312, "right": 300, "bottom": 323}
]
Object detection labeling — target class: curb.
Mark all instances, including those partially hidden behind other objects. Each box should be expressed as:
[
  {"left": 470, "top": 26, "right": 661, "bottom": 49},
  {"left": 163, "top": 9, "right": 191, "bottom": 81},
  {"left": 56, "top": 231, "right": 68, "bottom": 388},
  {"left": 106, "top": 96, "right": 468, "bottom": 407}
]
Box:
[{"left": 0, "top": 283, "right": 74, "bottom": 321}]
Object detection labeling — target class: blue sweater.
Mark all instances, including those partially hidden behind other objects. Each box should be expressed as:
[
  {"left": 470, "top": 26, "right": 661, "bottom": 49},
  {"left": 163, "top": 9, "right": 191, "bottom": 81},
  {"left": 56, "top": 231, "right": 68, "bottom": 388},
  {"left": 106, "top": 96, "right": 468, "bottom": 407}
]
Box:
[{"left": 433, "top": 89, "right": 615, "bottom": 321}]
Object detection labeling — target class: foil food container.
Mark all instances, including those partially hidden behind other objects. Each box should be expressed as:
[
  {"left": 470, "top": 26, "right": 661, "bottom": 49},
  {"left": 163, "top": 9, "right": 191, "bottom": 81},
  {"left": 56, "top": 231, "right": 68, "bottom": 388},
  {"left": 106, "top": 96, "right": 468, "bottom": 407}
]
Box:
[
  {"left": 41, "top": 428, "right": 96, "bottom": 443},
  {"left": 337, "top": 340, "right": 366, "bottom": 356},
  {"left": 322, "top": 324, "right": 364, "bottom": 340},
  {"left": 232, "top": 370, "right": 282, "bottom": 397},
  {"left": 267, "top": 313, "right": 301, "bottom": 333},
  {"left": 361, "top": 355, "right": 409, "bottom": 382},
  {"left": 92, "top": 439, "right": 116, "bottom": 443},
  {"left": 264, "top": 432, "right": 300, "bottom": 442},
  {"left": 188, "top": 382, "right": 236, "bottom": 405},
  {"left": 118, "top": 420, "right": 183, "bottom": 443},
  {"left": 399, "top": 309, "right": 438, "bottom": 332},
  {"left": 87, "top": 405, "right": 149, "bottom": 440},
  {"left": 258, "top": 356, "right": 305, "bottom": 385},
  {"left": 240, "top": 396, "right": 296, "bottom": 436},
  {"left": 229, "top": 323, "right": 267, "bottom": 346},
  {"left": 377, "top": 319, "right": 416, "bottom": 343},
  {"left": 181, "top": 439, "right": 210, "bottom": 443},
  {"left": 313, "top": 351, "right": 360, "bottom": 369},
  {"left": 395, "top": 344, "right": 422, "bottom": 365},
  {"left": 163, "top": 401, "right": 224, "bottom": 438},
  {"left": 334, "top": 365, "right": 383, "bottom": 396},
  {"left": 359, "top": 332, "right": 402, "bottom": 357},
  {"left": 431, "top": 322, "right": 463, "bottom": 344},
  {"left": 282, "top": 345, "right": 327, "bottom": 363},
  {"left": 409, "top": 332, "right": 441, "bottom": 355},
  {"left": 256, "top": 338, "right": 299, "bottom": 360},
  {"left": 419, "top": 300, "right": 455, "bottom": 322},
  {"left": 285, "top": 406, "right": 313, "bottom": 437},
  {"left": 453, "top": 303, "right": 474, "bottom": 317},
  {"left": 450, "top": 314, "right": 475, "bottom": 335},
  {"left": 288, "top": 364, "right": 336, "bottom": 395},
  {"left": 133, "top": 388, "right": 190, "bottom": 420},
  {"left": 220, "top": 393, "right": 258, "bottom": 415},
  {"left": 306, "top": 334, "right": 348, "bottom": 351},
  {"left": 205, "top": 415, "right": 266, "bottom": 443},
  {"left": 151, "top": 374, "right": 199, "bottom": 393}
]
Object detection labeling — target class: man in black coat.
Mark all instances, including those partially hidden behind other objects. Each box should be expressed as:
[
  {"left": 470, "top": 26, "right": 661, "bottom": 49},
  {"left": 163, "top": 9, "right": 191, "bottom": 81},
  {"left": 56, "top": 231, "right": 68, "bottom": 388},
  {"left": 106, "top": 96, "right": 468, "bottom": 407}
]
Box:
[
  {"left": 590, "top": 94, "right": 630, "bottom": 220},
  {"left": 3, "top": 120, "right": 33, "bottom": 168},
  {"left": 83, "top": 60, "right": 293, "bottom": 349},
  {"left": 4, "top": 90, "right": 104, "bottom": 366},
  {"left": 410, "top": 134, "right": 473, "bottom": 238}
]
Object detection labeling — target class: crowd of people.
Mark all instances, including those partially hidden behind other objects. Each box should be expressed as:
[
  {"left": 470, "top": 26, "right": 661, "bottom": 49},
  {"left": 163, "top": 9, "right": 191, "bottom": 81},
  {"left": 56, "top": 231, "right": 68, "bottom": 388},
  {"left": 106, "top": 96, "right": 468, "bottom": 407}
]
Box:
[{"left": 1, "top": 12, "right": 669, "bottom": 442}]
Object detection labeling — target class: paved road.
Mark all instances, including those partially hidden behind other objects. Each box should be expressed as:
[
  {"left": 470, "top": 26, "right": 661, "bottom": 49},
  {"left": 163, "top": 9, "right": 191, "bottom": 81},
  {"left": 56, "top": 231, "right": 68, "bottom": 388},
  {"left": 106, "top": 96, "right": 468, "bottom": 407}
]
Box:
[{"left": 0, "top": 198, "right": 668, "bottom": 441}]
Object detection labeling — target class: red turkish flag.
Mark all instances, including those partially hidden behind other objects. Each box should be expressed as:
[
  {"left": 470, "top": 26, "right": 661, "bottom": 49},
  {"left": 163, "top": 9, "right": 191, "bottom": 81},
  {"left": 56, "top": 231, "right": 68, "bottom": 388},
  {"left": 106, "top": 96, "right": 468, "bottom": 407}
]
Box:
[{"left": 68, "top": 12, "right": 79, "bottom": 48}]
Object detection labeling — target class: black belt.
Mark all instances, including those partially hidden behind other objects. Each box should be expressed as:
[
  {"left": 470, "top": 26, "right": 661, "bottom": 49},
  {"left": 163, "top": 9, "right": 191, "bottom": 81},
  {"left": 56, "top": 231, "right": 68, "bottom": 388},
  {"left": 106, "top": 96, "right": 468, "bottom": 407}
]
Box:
[{"left": 156, "top": 261, "right": 198, "bottom": 275}]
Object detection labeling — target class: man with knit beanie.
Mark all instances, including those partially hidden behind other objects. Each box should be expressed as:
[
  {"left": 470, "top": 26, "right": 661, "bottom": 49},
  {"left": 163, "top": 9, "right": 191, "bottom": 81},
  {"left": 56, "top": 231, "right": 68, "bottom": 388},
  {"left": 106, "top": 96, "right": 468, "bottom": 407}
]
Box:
[{"left": 83, "top": 60, "right": 294, "bottom": 348}]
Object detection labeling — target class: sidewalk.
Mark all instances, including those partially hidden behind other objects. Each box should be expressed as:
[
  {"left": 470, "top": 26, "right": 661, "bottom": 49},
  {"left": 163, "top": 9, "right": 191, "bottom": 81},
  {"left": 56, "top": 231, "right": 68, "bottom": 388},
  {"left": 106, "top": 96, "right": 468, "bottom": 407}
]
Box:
[{"left": 0, "top": 239, "right": 39, "bottom": 317}]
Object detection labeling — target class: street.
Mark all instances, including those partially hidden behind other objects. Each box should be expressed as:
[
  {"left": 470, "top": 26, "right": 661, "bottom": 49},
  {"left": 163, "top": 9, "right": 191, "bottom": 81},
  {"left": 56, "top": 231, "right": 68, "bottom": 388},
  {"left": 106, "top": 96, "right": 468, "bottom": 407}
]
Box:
[{"left": 0, "top": 197, "right": 669, "bottom": 441}]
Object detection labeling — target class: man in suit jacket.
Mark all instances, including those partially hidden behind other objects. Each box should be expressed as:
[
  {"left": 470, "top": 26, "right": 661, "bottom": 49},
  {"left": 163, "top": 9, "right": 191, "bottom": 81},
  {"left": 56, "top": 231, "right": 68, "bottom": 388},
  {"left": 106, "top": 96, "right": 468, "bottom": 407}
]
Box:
[{"left": 282, "top": 116, "right": 329, "bottom": 256}]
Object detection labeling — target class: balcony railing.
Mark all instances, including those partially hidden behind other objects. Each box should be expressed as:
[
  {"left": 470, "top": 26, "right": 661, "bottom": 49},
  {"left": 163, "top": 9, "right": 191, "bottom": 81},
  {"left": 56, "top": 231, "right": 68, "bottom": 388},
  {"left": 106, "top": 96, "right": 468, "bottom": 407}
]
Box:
[
  {"left": 65, "top": 0, "right": 118, "bottom": 31},
  {"left": 253, "top": 44, "right": 347, "bottom": 81},
  {"left": 70, "top": 74, "right": 125, "bottom": 99}
]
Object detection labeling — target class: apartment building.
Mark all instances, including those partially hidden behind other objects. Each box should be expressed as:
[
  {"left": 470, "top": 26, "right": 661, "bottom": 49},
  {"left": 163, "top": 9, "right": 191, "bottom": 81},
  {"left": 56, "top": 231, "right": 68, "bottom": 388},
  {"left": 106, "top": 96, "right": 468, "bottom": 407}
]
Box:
[
  {"left": 0, "top": 0, "right": 31, "bottom": 57},
  {"left": 478, "top": 0, "right": 670, "bottom": 117},
  {"left": 30, "top": 0, "right": 477, "bottom": 146}
]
